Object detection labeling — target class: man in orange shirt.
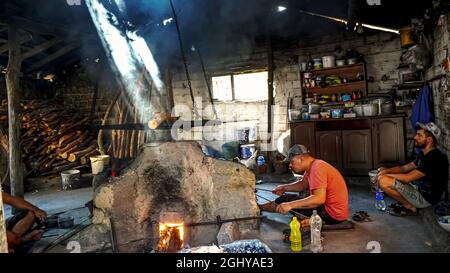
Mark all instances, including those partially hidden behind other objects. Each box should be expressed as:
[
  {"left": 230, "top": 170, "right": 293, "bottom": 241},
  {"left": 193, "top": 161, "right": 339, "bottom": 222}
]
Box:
[{"left": 259, "top": 144, "right": 349, "bottom": 225}]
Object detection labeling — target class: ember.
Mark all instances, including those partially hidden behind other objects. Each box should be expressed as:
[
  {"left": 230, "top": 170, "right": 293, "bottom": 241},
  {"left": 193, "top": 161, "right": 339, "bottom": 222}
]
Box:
[{"left": 157, "top": 223, "right": 184, "bottom": 253}]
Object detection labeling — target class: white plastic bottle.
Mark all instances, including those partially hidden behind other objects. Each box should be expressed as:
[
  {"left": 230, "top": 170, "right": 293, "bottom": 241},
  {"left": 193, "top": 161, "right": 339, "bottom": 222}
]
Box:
[{"left": 310, "top": 210, "right": 323, "bottom": 253}]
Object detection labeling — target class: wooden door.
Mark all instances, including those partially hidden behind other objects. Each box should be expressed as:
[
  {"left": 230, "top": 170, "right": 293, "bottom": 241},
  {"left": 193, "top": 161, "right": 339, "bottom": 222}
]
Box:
[
  {"left": 342, "top": 130, "right": 373, "bottom": 170},
  {"left": 291, "top": 122, "right": 316, "bottom": 156},
  {"left": 372, "top": 117, "right": 406, "bottom": 168},
  {"left": 316, "top": 131, "right": 342, "bottom": 170}
]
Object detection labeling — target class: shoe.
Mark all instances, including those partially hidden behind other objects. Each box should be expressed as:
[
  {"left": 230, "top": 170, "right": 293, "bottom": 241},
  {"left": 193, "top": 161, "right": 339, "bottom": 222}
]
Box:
[{"left": 388, "top": 206, "right": 419, "bottom": 217}]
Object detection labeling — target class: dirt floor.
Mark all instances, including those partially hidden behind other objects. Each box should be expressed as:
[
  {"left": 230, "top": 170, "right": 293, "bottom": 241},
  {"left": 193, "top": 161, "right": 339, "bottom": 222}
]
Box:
[{"left": 2, "top": 174, "right": 444, "bottom": 253}]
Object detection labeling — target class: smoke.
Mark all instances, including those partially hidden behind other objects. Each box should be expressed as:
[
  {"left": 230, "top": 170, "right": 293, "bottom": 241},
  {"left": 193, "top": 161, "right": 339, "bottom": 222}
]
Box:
[{"left": 85, "top": 0, "right": 164, "bottom": 123}]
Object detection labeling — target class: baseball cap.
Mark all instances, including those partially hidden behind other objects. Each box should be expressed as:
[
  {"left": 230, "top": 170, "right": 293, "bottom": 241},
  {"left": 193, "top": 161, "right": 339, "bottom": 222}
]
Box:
[
  {"left": 416, "top": 122, "right": 441, "bottom": 139},
  {"left": 283, "top": 144, "right": 309, "bottom": 163}
]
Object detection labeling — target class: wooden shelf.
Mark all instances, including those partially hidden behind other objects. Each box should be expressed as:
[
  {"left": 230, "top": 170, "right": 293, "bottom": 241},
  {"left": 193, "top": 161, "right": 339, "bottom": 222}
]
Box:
[
  {"left": 301, "top": 63, "right": 364, "bottom": 74},
  {"left": 304, "top": 81, "right": 366, "bottom": 95}
]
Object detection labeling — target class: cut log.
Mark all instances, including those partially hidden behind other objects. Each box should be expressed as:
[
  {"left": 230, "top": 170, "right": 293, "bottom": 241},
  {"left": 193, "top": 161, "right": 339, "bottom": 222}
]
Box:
[
  {"left": 58, "top": 131, "right": 81, "bottom": 147},
  {"left": 68, "top": 146, "right": 96, "bottom": 162},
  {"left": 79, "top": 149, "right": 101, "bottom": 165}
]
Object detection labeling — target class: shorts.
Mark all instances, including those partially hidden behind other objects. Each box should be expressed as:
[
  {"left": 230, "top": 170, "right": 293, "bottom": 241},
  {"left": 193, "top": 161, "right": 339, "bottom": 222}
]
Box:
[
  {"left": 392, "top": 180, "right": 431, "bottom": 209},
  {"left": 274, "top": 193, "right": 344, "bottom": 225}
]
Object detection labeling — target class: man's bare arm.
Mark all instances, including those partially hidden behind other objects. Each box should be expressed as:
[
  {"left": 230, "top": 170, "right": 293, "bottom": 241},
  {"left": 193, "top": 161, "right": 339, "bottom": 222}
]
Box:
[
  {"left": 2, "top": 192, "right": 47, "bottom": 220},
  {"left": 276, "top": 188, "right": 326, "bottom": 214},
  {"left": 284, "top": 177, "right": 309, "bottom": 192},
  {"left": 379, "top": 162, "right": 417, "bottom": 175},
  {"left": 387, "top": 169, "right": 425, "bottom": 183}
]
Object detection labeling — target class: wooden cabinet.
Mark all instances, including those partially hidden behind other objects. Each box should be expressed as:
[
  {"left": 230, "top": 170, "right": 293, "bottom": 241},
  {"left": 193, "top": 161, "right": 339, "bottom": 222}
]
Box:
[
  {"left": 372, "top": 117, "right": 406, "bottom": 168},
  {"left": 342, "top": 130, "right": 373, "bottom": 171},
  {"left": 291, "top": 122, "right": 316, "bottom": 156},
  {"left": 316, "top": 131, "right": 342, "bottom": 170},
  {"left": 290, "top": 115, "right": 405, "bottom": 175}
]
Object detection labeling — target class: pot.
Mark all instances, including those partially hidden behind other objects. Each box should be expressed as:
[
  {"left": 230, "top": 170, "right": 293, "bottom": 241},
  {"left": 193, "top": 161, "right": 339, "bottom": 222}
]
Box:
[
  {"left": 308, "top": 103, "right": 321, "bottom": 114},
  {"left": 347, "top": 58, "right": 357, "bottom": 65},
  {"left": 300, "top": 62, "right": 308, "bottom": 72},
  {"left": 303, "top": 72, "right": 313, "bottom": 79},
  {"left": 381, "top": 102, "right": 395, "bottom": 115},
  {"left": 399, "top": 26, "right": 415, "bottom": 48},
  {"left": 322, "top": 55, "right": 336, "bottom": 68},
  {"left": 362, "top": 104, "right": 378, "bottom": 116},
  {"left": 353, "top": 105, "right": 364, "bottom": 117},
  {"left": 336, "top": 59, "right": 346, "bottom": 66},
  {"left": 313, "top": 58, "right": 323, "bottom": 70}
]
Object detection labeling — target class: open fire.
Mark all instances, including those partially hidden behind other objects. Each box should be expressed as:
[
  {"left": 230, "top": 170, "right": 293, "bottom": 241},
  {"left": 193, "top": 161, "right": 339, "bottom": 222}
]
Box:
[{"left": 157, "top": 222, "right": 185, "bottom": 253}]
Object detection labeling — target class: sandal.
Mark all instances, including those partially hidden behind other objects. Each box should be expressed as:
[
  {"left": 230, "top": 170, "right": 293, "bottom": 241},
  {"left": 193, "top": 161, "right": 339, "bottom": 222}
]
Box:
[
  {"left": 352, "top": 211, "right": 372, "bottom": 222},
  {"left": 389, "top": 206, "right": 419, "bottom": 217},
  {"left": 388, "top": 202, "right": 403, "bottom": 210}
]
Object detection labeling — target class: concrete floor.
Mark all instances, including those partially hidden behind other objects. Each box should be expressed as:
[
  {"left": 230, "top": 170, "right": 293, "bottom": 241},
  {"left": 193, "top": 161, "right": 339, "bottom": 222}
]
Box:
[
  {"left": 3, "top": 175, "right": 444, "bottom": 253},
  {"left": 252, "top": 180, "right": 443, "bottom": 253},
  {"left": 4, "top": 187, "right": 93, "bottom": 253}
]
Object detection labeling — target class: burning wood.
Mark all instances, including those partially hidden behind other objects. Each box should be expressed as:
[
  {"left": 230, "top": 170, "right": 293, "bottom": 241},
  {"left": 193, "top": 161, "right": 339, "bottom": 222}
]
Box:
[{"left": 157, "top": 223, "right": 184, "bottom": 253}]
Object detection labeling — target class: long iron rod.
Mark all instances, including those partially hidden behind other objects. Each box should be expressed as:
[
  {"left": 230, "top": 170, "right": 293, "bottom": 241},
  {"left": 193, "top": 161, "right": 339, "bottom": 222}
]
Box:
[
  {"left": 169, "top": 0, "right": 200, "bottom": 118},
  {"left": 195, "top": 45, "right": 218, "bottom": 120},
  {"left": 255, "top": 193, "right": 307, "bottom": 219}
]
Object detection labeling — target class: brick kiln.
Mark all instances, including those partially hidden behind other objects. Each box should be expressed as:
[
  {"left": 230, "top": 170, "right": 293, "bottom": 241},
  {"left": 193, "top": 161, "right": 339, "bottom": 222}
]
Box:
[{"left": 92, "top": 141, "right": 260, "bottom": 252}]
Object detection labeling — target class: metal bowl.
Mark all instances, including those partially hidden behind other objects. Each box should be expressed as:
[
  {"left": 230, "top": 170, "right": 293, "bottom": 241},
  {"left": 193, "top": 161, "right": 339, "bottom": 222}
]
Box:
[{"left": 362, "top": 104, "right": 378, "bottom": 116}]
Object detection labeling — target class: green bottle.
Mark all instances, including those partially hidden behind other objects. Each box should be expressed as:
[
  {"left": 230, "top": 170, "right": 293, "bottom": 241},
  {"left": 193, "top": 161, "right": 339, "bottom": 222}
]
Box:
[{"left": 290, "top": 216, "right": 302, "bottom": 252}]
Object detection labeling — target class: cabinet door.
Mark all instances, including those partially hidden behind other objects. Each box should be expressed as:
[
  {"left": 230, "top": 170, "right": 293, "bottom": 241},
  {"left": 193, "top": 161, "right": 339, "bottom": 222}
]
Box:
[
  {"left": 342, "top": 130, "right": 373, "bottom": 170},
  {"left": 372, "top": 117, "right": 405, "bottom": 167},
  {"left": 316, "top": 131, "right": 342, "bottom": 170},
  {"left": 291, "top": 122, "right": 316, "bottom": 156}
]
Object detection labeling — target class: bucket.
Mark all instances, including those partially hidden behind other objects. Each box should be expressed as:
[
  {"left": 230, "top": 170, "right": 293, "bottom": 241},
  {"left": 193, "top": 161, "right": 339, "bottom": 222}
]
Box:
[
  {"left": 90, "top": 155, "right": 110, "bottom": 175},
  {"left": 61, "top": 169, "right": 80, "bottom": 190},
  {"left": 368, "top": 170, "right": 378, "bottom": 192},
  {"left": 240, "top": 144, "right": 256, "bottom": 159},
  {"left": 222, "top": 142, "right": 239, "bottom": 160}
]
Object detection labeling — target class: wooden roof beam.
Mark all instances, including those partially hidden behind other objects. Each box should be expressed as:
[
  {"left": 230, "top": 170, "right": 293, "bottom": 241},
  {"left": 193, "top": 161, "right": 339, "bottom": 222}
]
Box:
[
  {"left": 25, "top": 43, "right": 80, "bottom": 72},
  {"left": 0, "top": 33, "right": 33, "bottom": 55},
  {"left": 21, "top": 37, "right": 63, "bottom": 60}
]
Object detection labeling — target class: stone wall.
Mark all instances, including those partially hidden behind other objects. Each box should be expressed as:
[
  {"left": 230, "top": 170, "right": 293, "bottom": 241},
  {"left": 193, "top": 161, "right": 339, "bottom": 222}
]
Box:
[{"left": 426, "top": 12, "right": 450, "bottom": 195}]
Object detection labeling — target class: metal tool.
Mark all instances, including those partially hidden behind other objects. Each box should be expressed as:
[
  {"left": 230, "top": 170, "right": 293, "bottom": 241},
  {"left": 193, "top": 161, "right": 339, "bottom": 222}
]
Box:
[
  {"left": 255, "top": 193, "right": 307, "bottom": 219},
  {"left": 185, "top": 215, "right": 265, "bottom": 227}
]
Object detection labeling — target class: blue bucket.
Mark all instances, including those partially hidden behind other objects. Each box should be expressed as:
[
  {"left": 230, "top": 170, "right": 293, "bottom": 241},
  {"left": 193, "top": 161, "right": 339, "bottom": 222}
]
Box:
[{"left": 240, "top": 144, "right": 256, "bottom": 159}]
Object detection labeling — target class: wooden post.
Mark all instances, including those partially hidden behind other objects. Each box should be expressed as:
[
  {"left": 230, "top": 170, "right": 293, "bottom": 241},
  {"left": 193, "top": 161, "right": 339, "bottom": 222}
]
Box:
[
  {"left": 0, "top": 190, "right": 8, "bottom": 253},
  {"left": 6, "top": 24, "right": 24, "bottom": 197},
  {"left": 266, "top": 28, "right": 274, "bottom": 166}
]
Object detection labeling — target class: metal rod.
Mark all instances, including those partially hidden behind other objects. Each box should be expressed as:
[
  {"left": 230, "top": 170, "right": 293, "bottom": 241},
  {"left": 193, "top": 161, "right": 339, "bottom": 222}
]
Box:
[
  {"left": 185, "top": 215, "right": 265, "bottom": 227},
  {"left": 255, "top": 193, "right": 307, "bottom": 219},
  {"left": 255, "top": 188, "right": 274, "bottom": 193},
  {"left": 169, "top": 0, "right": 200, "bottom": 119},
  {"left": 195, "top": 45, "right": 218, "bottom": 120}
]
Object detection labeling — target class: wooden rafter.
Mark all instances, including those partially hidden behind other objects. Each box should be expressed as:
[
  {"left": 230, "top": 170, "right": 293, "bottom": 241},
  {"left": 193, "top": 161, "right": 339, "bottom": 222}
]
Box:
[
  {"left": 0, "top": 33, "right": 32, "bottom": 55},
  {"left": 21, "top": 37, "right": 63, "bottom": 60},
  {"left": 25, "top": 43, "right": 80, "bottom": 72}
]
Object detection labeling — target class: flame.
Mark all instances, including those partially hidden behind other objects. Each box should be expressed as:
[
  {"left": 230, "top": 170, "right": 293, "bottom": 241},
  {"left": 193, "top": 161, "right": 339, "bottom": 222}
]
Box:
[{"left": 158, "top": 222, "right": 184, "bottom": 251}]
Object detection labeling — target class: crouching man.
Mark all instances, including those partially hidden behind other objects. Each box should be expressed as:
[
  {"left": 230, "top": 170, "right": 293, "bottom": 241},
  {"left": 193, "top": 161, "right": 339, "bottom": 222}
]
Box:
[
  {"left": 2, "top": 187, "right": 47, "bottom": 252},
  {"left": 377, "top": 122, "right": 449, "bottom": 216},
  {"left": 259, "top": 144, "right": 349, "bottom": 226}
]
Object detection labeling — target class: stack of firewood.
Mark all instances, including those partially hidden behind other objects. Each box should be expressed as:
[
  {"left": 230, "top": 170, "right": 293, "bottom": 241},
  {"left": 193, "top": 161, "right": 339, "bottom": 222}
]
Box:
[{"left": 0, "top": 100, "right": 100, "bottom": 176}]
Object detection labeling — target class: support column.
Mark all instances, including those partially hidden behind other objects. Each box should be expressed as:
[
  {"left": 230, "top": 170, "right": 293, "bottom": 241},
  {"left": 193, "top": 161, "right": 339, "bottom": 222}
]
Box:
[{"left": 5, "top": 24, "right": 23, "bottom": 198}]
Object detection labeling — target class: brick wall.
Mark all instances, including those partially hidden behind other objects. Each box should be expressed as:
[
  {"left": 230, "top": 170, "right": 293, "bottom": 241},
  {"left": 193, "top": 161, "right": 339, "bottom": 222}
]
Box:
[
  {"left": 425, "top": 12, "right": 450, "bottom": 195},
  {"left": 170, "top": 32, "right": 403, "bottom": 152}
]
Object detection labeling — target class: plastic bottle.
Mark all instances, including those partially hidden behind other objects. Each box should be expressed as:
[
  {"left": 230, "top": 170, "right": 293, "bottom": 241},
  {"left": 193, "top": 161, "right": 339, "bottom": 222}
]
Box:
[
  {"left": 290, "top": 217, "right": 302, "bottom": 252},
  {"left": 375, "top": 190, "right": 387, "bottom": 211},
  {"left": 310, "top": 210, "right": 323, "bottom": 253},
  {"left": 257, "top": 155, "right": 265, "bottom": 166}
]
